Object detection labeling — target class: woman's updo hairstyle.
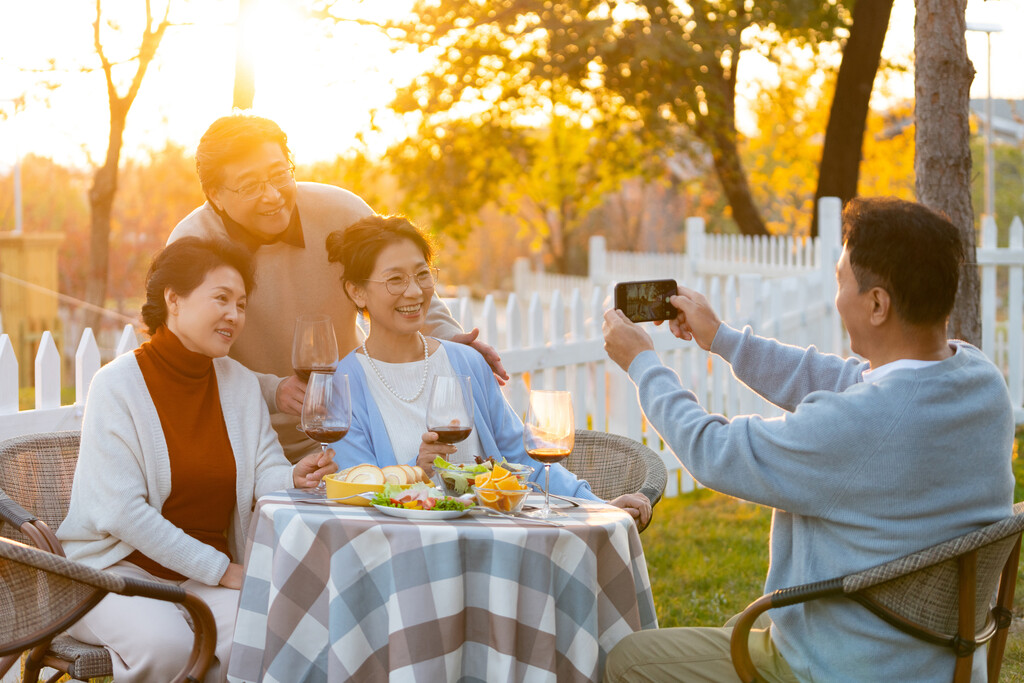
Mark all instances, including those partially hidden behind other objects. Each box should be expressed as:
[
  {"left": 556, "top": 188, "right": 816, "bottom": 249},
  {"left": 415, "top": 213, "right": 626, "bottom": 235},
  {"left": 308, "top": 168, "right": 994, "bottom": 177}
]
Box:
[
  {"left": 141, "top": 237, "right": 256, "bottom": 335},
  {"left": 326, "top": 214, "right": 434, "bottom": 308}
]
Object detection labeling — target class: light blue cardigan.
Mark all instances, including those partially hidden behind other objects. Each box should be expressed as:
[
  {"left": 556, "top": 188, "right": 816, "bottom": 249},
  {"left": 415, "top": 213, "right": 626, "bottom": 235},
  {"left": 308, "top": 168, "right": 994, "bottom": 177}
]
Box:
[{"left": 331, "top": 339, "right": 600, "bottom": 501}]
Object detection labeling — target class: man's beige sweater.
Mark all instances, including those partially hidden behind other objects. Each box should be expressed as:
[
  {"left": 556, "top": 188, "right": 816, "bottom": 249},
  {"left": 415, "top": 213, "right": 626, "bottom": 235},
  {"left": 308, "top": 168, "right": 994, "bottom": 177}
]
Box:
[{"left": 168, "top": 182, "right": 462, "bottom": 460}]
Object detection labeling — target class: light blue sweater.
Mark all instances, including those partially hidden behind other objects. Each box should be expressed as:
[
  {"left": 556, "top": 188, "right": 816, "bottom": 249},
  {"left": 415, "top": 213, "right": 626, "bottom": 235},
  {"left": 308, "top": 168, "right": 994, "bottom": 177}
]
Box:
[
  {"left": 628, "top": 324, "right": 1015, "bottom": 682},
  {"left": 332, "top": 340, "right": 600, "bottom": 501}
]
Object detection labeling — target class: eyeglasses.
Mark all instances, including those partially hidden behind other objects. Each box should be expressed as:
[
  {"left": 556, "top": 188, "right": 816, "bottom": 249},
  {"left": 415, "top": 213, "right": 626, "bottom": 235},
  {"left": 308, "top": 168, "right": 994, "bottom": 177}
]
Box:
[
  {"left": 221, "top": 166, "right": 295, "bottom": 202},
  {"left": 364, "top": 266, "right": 439, "bottom": 295}
]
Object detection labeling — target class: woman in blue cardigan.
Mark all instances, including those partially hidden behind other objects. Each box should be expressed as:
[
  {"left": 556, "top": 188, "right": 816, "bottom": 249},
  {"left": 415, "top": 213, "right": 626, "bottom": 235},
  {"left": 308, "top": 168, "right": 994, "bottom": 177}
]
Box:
[{"left": 325, "top": 215, "right": 650, "bottom": 525}]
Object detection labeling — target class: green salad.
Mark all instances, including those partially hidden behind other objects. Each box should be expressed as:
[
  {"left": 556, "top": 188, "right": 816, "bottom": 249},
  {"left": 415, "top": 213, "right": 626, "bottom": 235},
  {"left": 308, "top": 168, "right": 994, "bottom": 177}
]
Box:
[
  {"left": 370, "top": 482, "right": 473, "bottom": 511},
  {"left": 432, "top": 456, "right": 528, "bottom": 494}
]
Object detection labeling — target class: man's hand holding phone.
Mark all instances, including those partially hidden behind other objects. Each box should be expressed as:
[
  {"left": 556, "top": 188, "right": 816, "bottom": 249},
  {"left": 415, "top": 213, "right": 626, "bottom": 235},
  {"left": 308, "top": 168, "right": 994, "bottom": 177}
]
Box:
[
  {"left": 609, "top": 280, "right": 723, "bottom": 357},
  {"left": 665, "top": 286, "right": 721, "bottom": 351}
]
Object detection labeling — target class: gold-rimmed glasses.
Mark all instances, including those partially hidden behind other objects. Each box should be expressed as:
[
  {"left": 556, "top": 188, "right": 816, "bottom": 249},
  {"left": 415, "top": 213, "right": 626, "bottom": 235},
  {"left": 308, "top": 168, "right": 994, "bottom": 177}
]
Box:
[
  {"left": 221, "top": 165, "right": 295, "bottom": 202},
  {"left": 364, "top": 266, "right": 439, "bottom": 296}
]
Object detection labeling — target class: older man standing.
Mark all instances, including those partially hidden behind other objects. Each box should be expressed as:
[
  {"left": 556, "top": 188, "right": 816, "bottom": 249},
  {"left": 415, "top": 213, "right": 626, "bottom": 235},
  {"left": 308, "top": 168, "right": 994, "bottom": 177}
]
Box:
[
  {"left": 169, "top": 114, "right": 505, "bottom": 462},
  {"left": 601, "top": 197, "right": 1014, "bottom": 682}
]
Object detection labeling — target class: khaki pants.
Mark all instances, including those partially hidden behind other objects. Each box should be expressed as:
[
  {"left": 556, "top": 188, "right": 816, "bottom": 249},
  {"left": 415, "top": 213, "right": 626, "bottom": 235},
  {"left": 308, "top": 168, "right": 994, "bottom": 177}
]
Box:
[
  {"left": 604, "top": 613, "right": 798, "bottom": 683},
  {"left": 67, "top": 561, "right": 238, "bottom": 683}
]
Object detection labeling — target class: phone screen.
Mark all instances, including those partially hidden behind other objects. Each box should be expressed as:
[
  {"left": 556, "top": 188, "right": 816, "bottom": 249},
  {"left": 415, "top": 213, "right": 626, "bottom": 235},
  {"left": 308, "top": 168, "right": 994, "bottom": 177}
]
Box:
[{"left": 614, "top": 279, "right": 678, "bottom": 323}]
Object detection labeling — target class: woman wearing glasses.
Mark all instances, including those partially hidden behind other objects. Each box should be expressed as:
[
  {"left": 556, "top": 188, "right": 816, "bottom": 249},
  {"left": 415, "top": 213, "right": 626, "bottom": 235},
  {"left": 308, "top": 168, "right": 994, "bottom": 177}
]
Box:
[{"left": 326, "top": 215, "right": 652, "bottom": 524}]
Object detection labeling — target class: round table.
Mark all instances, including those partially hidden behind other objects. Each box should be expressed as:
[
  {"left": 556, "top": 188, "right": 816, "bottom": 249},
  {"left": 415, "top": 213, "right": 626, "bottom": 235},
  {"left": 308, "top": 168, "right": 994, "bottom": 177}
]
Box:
[{"left": 228, "top": 489, "right": 657, "bottom": 683}]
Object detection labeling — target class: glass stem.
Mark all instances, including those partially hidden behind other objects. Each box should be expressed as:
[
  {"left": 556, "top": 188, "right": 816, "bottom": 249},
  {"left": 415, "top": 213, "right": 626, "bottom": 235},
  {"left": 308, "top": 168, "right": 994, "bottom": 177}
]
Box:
[{"left": 544, "top": 464, "right": 552, "bottom": 513}]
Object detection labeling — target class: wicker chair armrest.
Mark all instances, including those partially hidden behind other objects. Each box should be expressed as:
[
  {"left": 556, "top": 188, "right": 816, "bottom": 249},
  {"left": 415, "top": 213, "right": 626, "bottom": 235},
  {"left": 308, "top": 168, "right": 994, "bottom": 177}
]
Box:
[
  {"left": 730, "top": 578, "right": 845, "bottom": 683},
  {"left": 1, "top": 540, "right": 217, "bottom": 683},
  {"left": 119, "top": 578, "right": 217, "bottom": 683},
  {"left": 637, "top": 449, "right": 667, "bottom": 507},
  {"left": 0, "top": 492, "right": 38, "bottom": 528},
  {"left": 0, "top": 494, "right": 59, "bottom": 554}
]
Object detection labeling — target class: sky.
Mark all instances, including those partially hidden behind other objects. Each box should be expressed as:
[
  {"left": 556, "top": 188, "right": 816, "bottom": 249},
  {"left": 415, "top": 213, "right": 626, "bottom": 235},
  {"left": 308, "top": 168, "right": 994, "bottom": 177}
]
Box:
[{"left": 0, "top": 0, "right": 1022, "bottom": 170}]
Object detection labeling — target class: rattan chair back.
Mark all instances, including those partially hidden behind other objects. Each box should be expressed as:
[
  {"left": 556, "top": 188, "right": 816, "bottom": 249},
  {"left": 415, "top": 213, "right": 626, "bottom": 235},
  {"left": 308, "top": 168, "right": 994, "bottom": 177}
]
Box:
[
  {"left": 0, "top": 431, "right": 80, "bottom": 548},
  {"left": 562, "top": 430, "right": 668, "bottom": 532}
]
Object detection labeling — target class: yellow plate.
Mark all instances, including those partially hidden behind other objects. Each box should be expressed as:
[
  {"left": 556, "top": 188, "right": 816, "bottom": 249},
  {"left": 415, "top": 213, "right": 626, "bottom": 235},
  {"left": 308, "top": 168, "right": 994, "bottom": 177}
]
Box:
[{"left": 323, "top": 475, "right": 385, "bottom": 506}]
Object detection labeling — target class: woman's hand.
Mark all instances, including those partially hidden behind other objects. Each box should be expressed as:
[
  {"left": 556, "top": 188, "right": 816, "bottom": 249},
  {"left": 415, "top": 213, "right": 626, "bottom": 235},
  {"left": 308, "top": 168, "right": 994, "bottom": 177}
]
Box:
[
  {"left": 608, "top": 493, "right": 653, "bottom": 529},
  {"left": 293, "top": 447, "right": 338, "bottom": 488},
  {"left": 417, "top": 431, "right": 456, "bottom": 476},
  {"left": 219, "top": 562, "right": 244, "bottom": 589}
]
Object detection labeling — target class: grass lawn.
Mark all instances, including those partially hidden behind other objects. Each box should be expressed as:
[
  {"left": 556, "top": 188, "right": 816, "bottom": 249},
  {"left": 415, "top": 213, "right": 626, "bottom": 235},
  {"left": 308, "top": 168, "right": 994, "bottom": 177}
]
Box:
[{"left": 640, "top": 432, "right": 1024, "bottom": 680}]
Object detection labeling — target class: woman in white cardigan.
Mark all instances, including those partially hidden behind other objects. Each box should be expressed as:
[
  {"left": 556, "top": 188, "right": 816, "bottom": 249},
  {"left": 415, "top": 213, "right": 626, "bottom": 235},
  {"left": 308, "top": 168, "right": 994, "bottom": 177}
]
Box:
[{"left": 57, "top": 237, "right": 336, "bottom": 682}]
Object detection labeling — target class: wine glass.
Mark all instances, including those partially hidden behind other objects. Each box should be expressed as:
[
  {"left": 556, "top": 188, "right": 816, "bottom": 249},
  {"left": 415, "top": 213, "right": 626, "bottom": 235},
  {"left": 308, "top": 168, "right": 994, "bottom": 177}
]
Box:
[
  {"left": 522, "top": 390, "right": 575, "bottom": 518},
  {"left": 301, "top": 372, "right": 351, "bottom": 491},
  {"left": 292, "top": 314, "right": 339, "bottom": 381},
  {"left": 426, "top": 375, "right": 474, "bottom": 463}
]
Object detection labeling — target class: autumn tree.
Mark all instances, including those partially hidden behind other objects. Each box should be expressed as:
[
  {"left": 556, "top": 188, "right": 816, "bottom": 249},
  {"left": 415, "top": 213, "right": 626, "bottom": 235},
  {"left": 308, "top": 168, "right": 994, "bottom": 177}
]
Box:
[
  {"left": 744, "top": 48, "right": 915, "bottom": 236},
  {"left": 914, "top": 0, "right": 978, "bottom": 344},
  {"left": 84, "top": 0, "right": 173, "bottom": 331},
  {"left": 387, "top": 0, "right": 849, "bottom": 238},
  {"left": 386, "top": 70, "right": 662, "bottom": 273}
]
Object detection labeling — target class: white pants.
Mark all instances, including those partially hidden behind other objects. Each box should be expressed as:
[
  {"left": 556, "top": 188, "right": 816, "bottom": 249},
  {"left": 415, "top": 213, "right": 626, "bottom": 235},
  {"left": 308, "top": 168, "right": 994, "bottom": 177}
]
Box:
[{"left": 67, "top": 561, "right": 238, "bottom": 683}]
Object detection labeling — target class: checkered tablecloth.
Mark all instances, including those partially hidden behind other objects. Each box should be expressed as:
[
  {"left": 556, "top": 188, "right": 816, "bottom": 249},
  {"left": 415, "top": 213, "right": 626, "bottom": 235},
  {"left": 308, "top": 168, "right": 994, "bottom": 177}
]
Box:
[{"left": 228, "top": 489, "right": 657, "bottom": 683}]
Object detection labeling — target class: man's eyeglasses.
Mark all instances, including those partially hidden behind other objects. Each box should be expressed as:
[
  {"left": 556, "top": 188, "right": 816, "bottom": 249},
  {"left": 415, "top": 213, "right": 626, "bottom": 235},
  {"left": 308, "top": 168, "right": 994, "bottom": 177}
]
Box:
[
  {"left": 221, "top": 166, "right": 295, "bottom": 202},
  {"left": 364, "top": 266, "right": 439, "bottom": 295}
]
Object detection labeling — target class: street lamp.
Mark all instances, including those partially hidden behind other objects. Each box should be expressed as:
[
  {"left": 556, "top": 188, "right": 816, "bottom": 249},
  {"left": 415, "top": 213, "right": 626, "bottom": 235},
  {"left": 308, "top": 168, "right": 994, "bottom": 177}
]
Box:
[{"left": 966, "top": 21, "right": 1003, "bottom": 219}]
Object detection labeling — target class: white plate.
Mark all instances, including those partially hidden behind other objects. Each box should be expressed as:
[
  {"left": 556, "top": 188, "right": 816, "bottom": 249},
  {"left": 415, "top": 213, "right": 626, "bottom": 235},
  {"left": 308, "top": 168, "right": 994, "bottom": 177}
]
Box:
[{"left": 372, "top": 504, "right": 471, "bottom": 520}]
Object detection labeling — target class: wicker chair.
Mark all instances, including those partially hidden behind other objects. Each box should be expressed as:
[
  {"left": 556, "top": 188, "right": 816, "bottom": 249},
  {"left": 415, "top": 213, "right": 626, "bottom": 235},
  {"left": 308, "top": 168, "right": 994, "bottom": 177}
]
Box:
[
  {"left": 730, "top": 501, "right": 1024, "bottom": 683},
  {"left": 0, "top": 431, "right": 117, "bottom": 681},
  {"left": 562, "top": 430, "right": 668, "bottom": 532},
  {"left": 0, "top": 537, "right": 216, "bottom": 683}
]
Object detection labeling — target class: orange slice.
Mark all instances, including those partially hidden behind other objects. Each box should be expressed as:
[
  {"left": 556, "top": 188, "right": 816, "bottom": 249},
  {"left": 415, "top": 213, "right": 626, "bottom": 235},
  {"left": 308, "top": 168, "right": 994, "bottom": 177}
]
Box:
[
  {"left": 475, "top": 472, "right": 492, "bottom": 490},
  {"left": 496, "top": 476, "right": 524, "bottom": 492},
  {"left": 477, "top": 488, "right": 500, "bottom": 504},
  {"left": 490, "top": 464, "right": 511, "bottom": 481}
]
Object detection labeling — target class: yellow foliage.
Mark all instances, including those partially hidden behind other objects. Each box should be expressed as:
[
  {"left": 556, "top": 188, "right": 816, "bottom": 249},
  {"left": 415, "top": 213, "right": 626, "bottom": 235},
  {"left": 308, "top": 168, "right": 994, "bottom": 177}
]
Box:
[{"left": 743, "top": 45, "right": 916, "bottom": 235}]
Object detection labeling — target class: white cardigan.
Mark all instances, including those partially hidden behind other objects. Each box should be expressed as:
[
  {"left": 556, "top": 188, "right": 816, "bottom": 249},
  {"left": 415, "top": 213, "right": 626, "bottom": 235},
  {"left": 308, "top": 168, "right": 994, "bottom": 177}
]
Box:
[{"left": 56, "top": 350, "right": 293, "bottom": 586}]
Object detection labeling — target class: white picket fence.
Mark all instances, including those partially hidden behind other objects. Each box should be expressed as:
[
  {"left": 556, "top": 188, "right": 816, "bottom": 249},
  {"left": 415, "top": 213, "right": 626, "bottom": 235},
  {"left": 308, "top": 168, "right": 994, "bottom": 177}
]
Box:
[{"left": 2, "top": 201, "right": 1023, "bottom": 498}]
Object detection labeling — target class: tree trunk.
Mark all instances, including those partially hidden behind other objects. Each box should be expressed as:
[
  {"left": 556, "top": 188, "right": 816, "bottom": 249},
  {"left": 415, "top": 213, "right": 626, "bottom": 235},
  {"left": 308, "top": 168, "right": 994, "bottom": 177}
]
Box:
[
  {"left": 233, "top": 0, "right": 257, "bottom": 110},
  {"left": 697, "top": 61, "right": 768, "bottom": 237},
  {"left": 812, "top": 0, "right": 895, "bottom": 237},
  {"left": 913, "top": 0, "right": 979, "bottom": 344},
  {"left": 84, "top": 105, "right": 127, "bottom": 332}
]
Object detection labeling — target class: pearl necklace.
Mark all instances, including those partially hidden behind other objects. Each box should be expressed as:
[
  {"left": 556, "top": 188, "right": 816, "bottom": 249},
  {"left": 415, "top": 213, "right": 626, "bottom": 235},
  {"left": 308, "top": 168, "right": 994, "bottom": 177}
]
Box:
[{"left": 361, "top": 332, "right": 430, "bottom": 403}]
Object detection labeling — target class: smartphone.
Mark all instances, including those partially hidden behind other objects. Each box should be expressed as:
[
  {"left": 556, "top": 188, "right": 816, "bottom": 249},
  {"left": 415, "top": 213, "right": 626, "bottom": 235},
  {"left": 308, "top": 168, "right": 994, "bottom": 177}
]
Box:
[{"left": 614, "top": 279, "right": 678, "bottom": 323}]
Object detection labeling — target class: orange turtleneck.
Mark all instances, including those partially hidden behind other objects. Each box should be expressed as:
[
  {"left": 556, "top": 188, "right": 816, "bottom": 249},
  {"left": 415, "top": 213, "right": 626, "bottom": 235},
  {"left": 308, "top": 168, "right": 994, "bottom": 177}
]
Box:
[{"left": 127, "top": 325, "right": 237, "bottom": 581}]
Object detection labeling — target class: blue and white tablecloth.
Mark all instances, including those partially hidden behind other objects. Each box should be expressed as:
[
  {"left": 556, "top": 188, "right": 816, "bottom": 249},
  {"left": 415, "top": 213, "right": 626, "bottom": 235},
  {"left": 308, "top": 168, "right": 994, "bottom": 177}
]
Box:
[{"left": 228, "top": 489, "right": 657, "bottom": 683}]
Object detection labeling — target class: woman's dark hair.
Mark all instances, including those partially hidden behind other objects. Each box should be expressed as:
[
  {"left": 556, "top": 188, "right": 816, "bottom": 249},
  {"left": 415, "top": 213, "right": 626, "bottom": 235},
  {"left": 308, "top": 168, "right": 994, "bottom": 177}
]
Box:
[
  {"left": 326, "top": 215, "right": 434, "bottom": 308},
  {"left": 841, "top": 196, "right": 964, "bottom": 326},
  {"left": 195, "top": 114, "right": 291, "bottom": 197},
  {"left": 141, "top": 237, "right": 256, "bottom": 335}
]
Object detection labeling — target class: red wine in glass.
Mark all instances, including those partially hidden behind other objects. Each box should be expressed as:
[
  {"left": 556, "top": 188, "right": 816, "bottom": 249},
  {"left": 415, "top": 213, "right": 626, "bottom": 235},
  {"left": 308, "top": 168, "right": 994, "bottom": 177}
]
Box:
[
  {"left": 303, "top": 426, "right": 349, "bottom": 443},
  {"left": 292, "top": 315, "right": 339, "bottom": 382},
  {"left": 426, "top": 375, "right": 474, "bottom": 460},
  {"left": 294, "top": 365, "right": 337, "bottom": 382},
  {"left": 431, "top": 425, "right": 473, "bottom": 444},
  {"left": 301, "top": 373, "right": 352, "bottom": 492}
]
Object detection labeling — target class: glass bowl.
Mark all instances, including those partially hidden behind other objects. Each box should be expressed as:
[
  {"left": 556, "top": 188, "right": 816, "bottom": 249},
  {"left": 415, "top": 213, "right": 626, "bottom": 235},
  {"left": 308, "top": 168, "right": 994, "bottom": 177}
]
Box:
[
  {"left": 472, "top": 483, "right": 530, "bottom": 514},
  {"left": 435, "top": 462, "right": 534, "bottom": 497}
]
